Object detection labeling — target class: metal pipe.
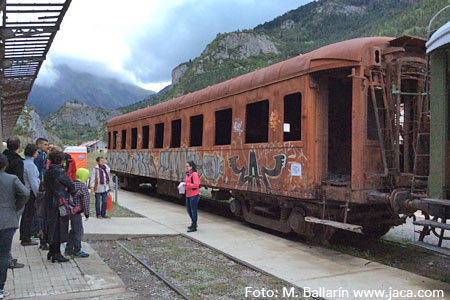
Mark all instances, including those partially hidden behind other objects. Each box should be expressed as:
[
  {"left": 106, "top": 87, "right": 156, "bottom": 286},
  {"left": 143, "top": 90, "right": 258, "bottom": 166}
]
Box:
[
  {"left": 427, "top": 5, "right": 450, "bottom": 38},
  {"left": 115, "top": 175, "right": 118, "bottom": 204}
]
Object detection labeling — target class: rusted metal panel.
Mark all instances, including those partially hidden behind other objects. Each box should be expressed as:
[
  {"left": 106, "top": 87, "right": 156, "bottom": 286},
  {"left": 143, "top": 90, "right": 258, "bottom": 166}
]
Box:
[{"left": 0, "top": 0, "right": 72, "bottom": 138}]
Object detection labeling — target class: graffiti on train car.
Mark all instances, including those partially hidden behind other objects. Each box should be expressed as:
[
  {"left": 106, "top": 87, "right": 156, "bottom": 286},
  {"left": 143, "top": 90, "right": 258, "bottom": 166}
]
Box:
[
  {"left": 109, "top": 151, "right": 157, "bottom": 176},
  {"left": 109, "top": 149, "right": 226, "bottom": 183},
  {"left": 202, "top": 154, "right": 225, "bottom": 181},
  {"left": 233, "top": 118, "right": 243, "bottom": 136},
  {"left": 158, "top": 150, "right": 202, "bottom": 180},
  {"left": 228, "top": 150, "right": 287, "bottom": 192}
]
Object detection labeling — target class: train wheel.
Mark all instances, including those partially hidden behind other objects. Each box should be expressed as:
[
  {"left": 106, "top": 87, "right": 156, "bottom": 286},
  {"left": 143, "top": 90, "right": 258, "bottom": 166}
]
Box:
[
  {"left": 230, "top": 198, "right": 242, "bottom": 216},
  {"left": 288, "top": 207, "right": 306, "bottom": 234},
  {"left": 304, "top": 223, "right": 335, "bottom": 245}
]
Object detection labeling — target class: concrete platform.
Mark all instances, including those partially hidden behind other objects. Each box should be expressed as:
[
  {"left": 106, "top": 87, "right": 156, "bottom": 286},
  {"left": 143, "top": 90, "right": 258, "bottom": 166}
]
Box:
[
  {"left": 5, "top": 234, "right": 133, "bottom": 299},
  {"left": 83, "top": 216, "right": 177, "bottom": 237},
  {"left": 115, "top": 189, "right": 450, "bottom": 300}
]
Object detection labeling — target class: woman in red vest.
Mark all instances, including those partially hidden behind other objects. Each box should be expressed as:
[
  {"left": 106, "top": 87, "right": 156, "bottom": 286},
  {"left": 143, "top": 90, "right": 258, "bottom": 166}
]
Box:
[{"left": 183, "top": 161, "right": 200, "bottom": 232}]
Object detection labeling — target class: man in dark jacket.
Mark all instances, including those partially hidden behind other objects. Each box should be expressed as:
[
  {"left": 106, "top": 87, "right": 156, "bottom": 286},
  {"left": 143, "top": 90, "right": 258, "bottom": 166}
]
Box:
[
  {"left": 34, "top": 138, "right": 49, "bottom": 181},
  {"left": 3, "top": 136, "right": 24, "bottom": 185}
]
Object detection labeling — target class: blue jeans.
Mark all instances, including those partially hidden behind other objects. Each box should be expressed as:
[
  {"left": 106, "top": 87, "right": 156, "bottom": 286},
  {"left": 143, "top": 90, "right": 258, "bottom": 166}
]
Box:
[
  {"left": 95, "top": 192, "right": 108, "bottom": 217},
  {"left": 186, "top": 194, "right": 200, "bottom": 226},
  {"left": 0, "top": 228, "right": 16, "bottom": 290}
]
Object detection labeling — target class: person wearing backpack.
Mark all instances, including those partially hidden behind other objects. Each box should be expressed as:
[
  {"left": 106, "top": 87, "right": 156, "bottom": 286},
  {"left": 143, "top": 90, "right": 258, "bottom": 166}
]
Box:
[
  {"left": 90, "top": 157, "right": 112, "bottom": 219},
  {"left": 65, "top": 168, "right": 90, "bottom": 258},
  {"left": 44, "top": 148, "right": 75, "bottom": 263},
  {"left": 183, "top": 161, "right": 200, "bottom": 232}
]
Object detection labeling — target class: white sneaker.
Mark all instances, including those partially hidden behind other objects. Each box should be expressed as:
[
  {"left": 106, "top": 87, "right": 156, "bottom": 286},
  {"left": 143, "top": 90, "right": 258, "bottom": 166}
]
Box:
[{"left": 0, "top": 288, "right": 9, "bottom": 299}]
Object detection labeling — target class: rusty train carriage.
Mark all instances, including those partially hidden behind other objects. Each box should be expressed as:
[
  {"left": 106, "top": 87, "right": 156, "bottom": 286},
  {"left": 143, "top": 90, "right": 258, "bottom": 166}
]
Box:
[{"left": 107, "top": 35, "right": 428, "bottom": 241}]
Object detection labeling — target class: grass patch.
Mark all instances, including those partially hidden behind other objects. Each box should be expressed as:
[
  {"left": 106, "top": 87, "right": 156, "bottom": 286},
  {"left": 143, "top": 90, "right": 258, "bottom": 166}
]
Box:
[
  {"left": 89, "top": 194, "right": 142, "bottom": 218},
  {"left": 330, "top": 234, "right": 450, "bottom": 284}
]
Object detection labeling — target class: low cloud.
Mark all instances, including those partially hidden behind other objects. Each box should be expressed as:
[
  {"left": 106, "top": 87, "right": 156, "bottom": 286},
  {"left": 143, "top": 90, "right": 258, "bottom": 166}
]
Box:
[{"left": 38, "top": 0, "right": 308, "bottom": 88}]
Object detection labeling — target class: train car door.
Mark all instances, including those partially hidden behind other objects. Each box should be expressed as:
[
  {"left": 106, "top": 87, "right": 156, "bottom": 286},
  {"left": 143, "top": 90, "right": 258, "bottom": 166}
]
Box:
[{"left": 326, "top": 68, "right": 353, "bottom": 182}]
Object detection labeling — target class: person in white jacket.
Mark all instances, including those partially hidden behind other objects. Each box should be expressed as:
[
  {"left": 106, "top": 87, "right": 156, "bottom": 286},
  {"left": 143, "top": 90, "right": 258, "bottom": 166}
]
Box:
[{"left": 90, "top": 157, "right": 113, "bottom": 218}]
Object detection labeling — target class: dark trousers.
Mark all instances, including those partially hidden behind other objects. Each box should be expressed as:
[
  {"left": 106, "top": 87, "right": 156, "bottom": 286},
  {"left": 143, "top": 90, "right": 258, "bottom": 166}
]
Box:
[
  {"left": 20, "top": 192, "right": 36, "bottom": 242},
  {"left": 0, "top": 228, "right": 16, "bottom": 290},
  {"left": 50, "top": 243, "right": 61, "bottom": 256},
  {"left": 186, "top": 194, "right": 200, "bottom": 226},
  {"left": 95, "top": 192, "right": 108, "bottom": 217},
  {"left": 66, "top": 214, "right": 83, "bottom": 254}
]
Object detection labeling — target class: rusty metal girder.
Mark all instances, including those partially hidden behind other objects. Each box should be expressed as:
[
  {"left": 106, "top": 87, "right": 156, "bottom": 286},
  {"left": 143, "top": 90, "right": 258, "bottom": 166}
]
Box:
[{"left": 0, "top": 0, "right": 71, "bottom": 139}]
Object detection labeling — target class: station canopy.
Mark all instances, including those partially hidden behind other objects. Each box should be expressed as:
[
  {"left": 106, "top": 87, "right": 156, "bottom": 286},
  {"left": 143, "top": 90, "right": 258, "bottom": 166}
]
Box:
[{"left": 0, "top": 0, "right": 71, "bottom": 139}]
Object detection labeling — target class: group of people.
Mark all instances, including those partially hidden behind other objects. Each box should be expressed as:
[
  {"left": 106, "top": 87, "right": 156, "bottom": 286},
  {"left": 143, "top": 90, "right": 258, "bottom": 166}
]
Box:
[{"left": 0, "top": 137, "right": 113, "bottom": 299}]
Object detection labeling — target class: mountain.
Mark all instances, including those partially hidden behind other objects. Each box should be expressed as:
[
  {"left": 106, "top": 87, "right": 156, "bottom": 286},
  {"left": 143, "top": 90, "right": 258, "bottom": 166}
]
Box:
[
  {"left": 44, "top": 101, "right": 121, "bottom": 145},
  {"left": 147, "top": 0, "right": 449, "bottom": 104},
  {"left": 28, "top": 64, "right": 154, "bottom": 116}
]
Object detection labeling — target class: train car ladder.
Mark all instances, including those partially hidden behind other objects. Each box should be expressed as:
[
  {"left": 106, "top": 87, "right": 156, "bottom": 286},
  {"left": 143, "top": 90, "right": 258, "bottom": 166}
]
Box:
[
  {"left": 410, "top": 93, "right": 430, "bottom": 198},
  {"left": 369, "top": 68, "right": 397, "bottom": 176}
]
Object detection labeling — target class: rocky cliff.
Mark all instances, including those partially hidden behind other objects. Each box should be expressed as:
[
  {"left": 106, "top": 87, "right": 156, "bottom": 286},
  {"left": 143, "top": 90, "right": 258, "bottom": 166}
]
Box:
[
  {"left": 45, "top": 101, "right": 120, "bottom": 128},
  {"left": 13, "top": 105, "right": 61, "bottom": 144}
]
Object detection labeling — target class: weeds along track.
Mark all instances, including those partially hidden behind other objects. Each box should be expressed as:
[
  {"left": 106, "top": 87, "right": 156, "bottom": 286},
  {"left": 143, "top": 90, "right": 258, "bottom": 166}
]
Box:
[{"left": 92, "top": 236, "right": 311, "bottom": 300}]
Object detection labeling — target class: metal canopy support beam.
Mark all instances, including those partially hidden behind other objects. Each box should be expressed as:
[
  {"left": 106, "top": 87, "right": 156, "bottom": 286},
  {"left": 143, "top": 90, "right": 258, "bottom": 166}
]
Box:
[{"left": 0, "top": 0, "right": 71, "bottom": 139}]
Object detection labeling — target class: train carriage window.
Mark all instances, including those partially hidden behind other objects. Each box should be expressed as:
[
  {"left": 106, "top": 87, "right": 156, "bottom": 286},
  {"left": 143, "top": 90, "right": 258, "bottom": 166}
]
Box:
[
  {"left": 121, "top": 129, "right": 127, "bottom": 149},
  {"left": 171, "top": 119, "right": 182, "bottom": 148},
  {"left": 190, "top": 115, "right": 203, "bottom": 147},
  {"left": 131, "top": 128, "right": 138, "bottom": 149},
  {"left": 246, "top": 100, "right": 269, "bottom": 143},
  {"left": 283, "top": 93, "right": 302, "bottom": 141},
  {"left": 215, "top": 108, "right": 232, "bottom": 145},
  {"left": 113, "top": 131, "right": 117, "bottom": 149},
  {"left": 142, "top": 125, "right": 149, "bottom": 149},
  {"left": 154, "top": 123, "right": 164, "bottom": 148},
  {"left": 107, "top": 132, "right": 111, "bottom": 149}
]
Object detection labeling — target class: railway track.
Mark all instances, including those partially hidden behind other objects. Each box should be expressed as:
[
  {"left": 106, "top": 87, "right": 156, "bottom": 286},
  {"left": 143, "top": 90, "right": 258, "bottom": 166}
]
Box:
[
  {"left": 116, "top": 241, "right": 193, "bottom": 300},
  {"left": 110, "top": 235, "right": 313, "bottom": 300}
]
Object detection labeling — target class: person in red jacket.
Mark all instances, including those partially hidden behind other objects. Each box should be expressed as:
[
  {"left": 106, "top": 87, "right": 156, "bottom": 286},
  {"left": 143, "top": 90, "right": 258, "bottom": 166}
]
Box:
[{"left": 182, "top": 161, "right": 200, "bottom": 232}]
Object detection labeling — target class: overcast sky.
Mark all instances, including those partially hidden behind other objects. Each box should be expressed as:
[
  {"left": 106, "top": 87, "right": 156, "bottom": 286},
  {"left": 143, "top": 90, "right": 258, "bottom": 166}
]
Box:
[{"left": 36, "top": 0, "right": 311, "bottom": 92}]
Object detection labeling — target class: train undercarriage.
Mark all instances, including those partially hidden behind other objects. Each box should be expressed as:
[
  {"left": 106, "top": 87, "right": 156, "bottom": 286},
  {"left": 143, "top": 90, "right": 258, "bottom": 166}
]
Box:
[{"left": 115, "top": 172, "right": 403, "bottom": 244}]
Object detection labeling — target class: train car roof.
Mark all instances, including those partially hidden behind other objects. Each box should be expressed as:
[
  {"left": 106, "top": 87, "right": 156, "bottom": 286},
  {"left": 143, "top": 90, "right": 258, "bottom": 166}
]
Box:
[
  {"left": 426, "top": 20, "right": 450, "bottom": 53},
  {"left": 109, "top": 36, "right": 398, "bottom": 126}
]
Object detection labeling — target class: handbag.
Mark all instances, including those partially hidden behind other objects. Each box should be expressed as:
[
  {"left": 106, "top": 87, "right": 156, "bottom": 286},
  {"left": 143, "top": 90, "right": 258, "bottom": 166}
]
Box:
[{"left": 58, "top": 192, "right": 80, "bottom": 217}]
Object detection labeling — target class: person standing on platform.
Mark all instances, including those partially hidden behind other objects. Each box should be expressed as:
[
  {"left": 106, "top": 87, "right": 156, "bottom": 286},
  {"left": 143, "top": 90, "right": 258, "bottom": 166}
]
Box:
[
  {"left": 2, "top": 136, "right": 27, "bottom": 269},
  {"left": 90, "top": 157, "right": 112, "bottom": 219},
  {"left": 20, "top": 144, "right": 40, "bottom": 246},
  {"left": 65, "top": 168, "right": 90, "bottom": 258},
  {"left": 34, "top": 138, "right": 49, "bottom": 251},
  {"left": 183, "top": 161, "right": 200, "bottom": 232},
  {"left": 0, "top": 153, "right": 29, "bottom": 299},
  {"left": 44, "top": 148, "right": 74, "bottom": 263}
]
